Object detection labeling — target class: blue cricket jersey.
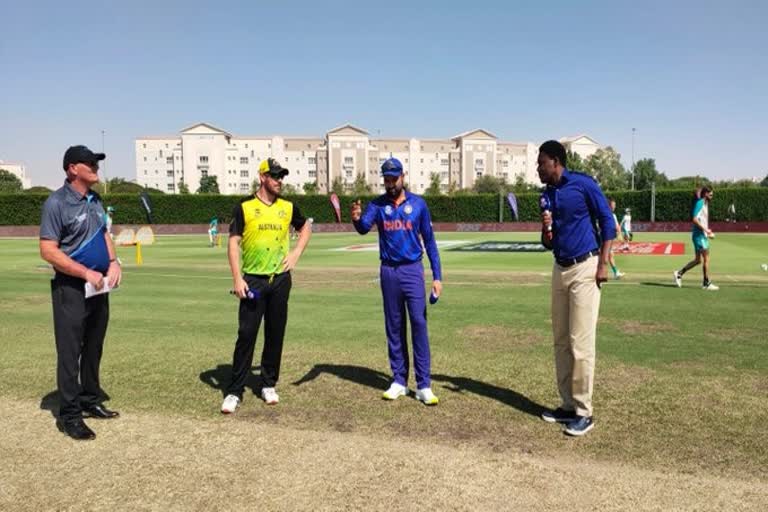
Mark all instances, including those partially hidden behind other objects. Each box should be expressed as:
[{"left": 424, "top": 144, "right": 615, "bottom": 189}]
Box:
[{"left": 353, "top": 190, "right": 442, "bottom": 281}]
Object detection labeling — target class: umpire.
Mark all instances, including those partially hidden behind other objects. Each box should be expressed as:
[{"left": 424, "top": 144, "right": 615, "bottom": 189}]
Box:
[{"left": 39, "top": 145, "right": 122, "bottom": 440}]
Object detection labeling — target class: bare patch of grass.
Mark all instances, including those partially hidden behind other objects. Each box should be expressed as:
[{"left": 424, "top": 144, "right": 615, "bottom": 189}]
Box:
[
  {"left": 457, "top": 324, "right": 546, "bottom": 350},
  {"left": 603, "top": 318, "right": 680, "bottom": 336}
]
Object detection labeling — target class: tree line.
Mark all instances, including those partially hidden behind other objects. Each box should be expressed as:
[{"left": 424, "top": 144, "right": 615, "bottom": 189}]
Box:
[{"left": 3, "top": 154, "right": 768, "bottom": 196}]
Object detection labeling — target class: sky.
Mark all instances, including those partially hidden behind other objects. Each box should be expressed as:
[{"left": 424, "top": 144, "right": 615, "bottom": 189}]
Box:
[{"left": 2, "top": 0, "right": 767, "bottom": 189}]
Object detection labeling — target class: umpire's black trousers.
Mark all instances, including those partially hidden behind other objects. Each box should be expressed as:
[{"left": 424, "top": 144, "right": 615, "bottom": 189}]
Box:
[
  {"left": 51, "top": 273, "right": 109, "bottom": 421},
  {"left": 227, "top": 272, "right": 291, "bottom": 398}
]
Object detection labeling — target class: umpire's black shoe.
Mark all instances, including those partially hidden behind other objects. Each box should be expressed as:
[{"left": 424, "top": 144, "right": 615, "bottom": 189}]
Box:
[
  {"left": 82, "top": 404, "right": 120, "bottom": 419},
  {"left": 57, "top": 418, "right": 96, "bottom": 440}
]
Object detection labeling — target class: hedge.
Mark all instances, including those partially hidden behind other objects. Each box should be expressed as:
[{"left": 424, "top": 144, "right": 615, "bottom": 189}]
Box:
[{"left": 2, "top": 188, "right": 767, "bottom": 225}]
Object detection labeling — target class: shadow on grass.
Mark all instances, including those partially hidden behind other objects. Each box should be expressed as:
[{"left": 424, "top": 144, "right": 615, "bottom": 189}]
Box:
[
  {"left": 292, "top": 364, "right": 390, "bottom": 391},
  {"left": 639, "top": 282, "right": 680, "bottom": 288},
  {"left": 199, "top": 364, "right": 263, "bottom": 398},
  {"left": 40, "top": 389, "right": 113, "bottom": 418},
  {"left": 40, "top": 391, "right": 59, "bottom": 418},
  {"left": 291, "top": 364, "right": 546, "bottom": 418},
  {"left": 431, "top": 374, "right": 547, "bottom": 418}
]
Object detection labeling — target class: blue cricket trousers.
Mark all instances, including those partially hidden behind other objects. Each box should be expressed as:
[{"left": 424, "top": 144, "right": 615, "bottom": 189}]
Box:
[{"left": 380, "top": 260, "right": 431, "bottom": 390}]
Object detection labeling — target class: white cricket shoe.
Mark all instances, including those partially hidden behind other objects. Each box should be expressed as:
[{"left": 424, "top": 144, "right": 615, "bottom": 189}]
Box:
[
  {"left": 615, "top": 271, "right": 625, "bottom": 279},
  {"left": 415, "top": 387, "right": 439, "bottom": 406},
  {"left": 673, "top": 271, "right": 682, "bottom": 288},
  {"left": 703, "top": 283, "right": 720, "bottom": 291},
  {"left": 382, "top": 382, "right": 408, "bottom": 400},
  {"left": 261, "top": 387, "right": 279, "bottom": 405},
  {"left": 221, "top": 394, "right": 240, "bottom": 414}
]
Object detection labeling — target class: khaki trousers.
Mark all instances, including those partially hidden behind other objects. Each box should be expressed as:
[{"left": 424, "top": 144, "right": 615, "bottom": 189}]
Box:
[{"left": 551, "top": 255, "right": 601, "bottom": 417}]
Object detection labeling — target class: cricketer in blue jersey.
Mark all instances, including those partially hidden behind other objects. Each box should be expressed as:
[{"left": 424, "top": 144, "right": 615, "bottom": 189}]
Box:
[{"left": 351, "top": 157, "right": 443, "bottom": 405}]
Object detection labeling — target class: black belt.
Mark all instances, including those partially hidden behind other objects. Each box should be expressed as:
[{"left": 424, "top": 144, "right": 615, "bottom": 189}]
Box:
[{"left": 556, "top": 250, "right": 597, "bottom": 268}]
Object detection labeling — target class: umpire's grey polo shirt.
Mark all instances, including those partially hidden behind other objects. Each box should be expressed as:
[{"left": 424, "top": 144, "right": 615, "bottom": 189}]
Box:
[{"left": 40, "top": 181, "right": 109, "bottom": 271}]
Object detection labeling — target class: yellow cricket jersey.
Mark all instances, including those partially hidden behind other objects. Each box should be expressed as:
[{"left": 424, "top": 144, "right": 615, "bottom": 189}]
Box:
[{"left": 229, "top": 195, "right": 306, "bottom": 275}]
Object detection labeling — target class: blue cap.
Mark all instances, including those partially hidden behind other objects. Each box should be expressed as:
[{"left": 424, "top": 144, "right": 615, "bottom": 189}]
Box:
[{"left": 381, "top": 158, "right": 403, "bottom": 177}]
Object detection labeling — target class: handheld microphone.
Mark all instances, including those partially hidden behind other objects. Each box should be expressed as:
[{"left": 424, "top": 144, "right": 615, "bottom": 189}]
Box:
[{"left": 539, "top": 193, "right": 553, "bottom": 241}]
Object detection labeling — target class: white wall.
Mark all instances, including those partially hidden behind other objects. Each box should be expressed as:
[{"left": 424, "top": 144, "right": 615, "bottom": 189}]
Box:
[{"left": 0, "top": 161, "right": 32, "bottom": 188}]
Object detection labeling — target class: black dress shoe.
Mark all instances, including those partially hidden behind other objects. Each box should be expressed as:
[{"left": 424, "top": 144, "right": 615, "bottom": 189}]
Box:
[
  {"left": 56, "top": 418, "right": 96, "bottom": 440},
  {"left": 82, "top": 404, "right": 120, "bottom": 419}
]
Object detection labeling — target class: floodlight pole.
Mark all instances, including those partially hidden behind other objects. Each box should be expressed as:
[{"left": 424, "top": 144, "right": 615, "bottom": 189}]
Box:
[
  {"left": 631, "top": 127, "right": 636, "bottom": 190},
  {"left": 101, "top": 130, "right": 108, "bottom": 194}
]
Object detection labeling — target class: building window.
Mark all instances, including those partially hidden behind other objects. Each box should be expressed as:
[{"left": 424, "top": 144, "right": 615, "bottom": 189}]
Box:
[
  {"left": 344, "top": 157, "right": 354, "bottom": 165},
  {"left": 345, "top": 170, "right": 353, "bottom": 179},
  {"left": 240, "top": 183, "right": 250, "bottom": 192},
  {"left": 240, "top": 170, "right": 249, "bottom": 178},
  {"left": 440, "top": 159, "right": 449, "bottom": 166},
  {"left": 166, "top": 157, "right": 174, "bottom": 164},
  {"left": 475, "top": 159, "right": 484, "bottom": 166},
  {"left": 143, "top": 170, "right": 147, "bottom": 175},
  {"left": 309, "top": 170, "right": 317, "bottom": 178},
  {"left": 142, "top": 143, "right": 146, "bottom": 149},
  {"left": 159, "top": 150, "right": 163, "bottom": 157},
  {"left": 165, "top": 144, "right": 168, "bottom": 148},
  {"left": 251, "top": 150, "right": 254, "bottom": 157},
  {"left": 502, "top": 160, "right": 509, "bottom": 167},
  {"left": 476, "top": 171, "right": 483, "bottom": 178},
  {"left": 199, "top": 156, "right": 209, "bottom": 164},
  {"left": 167, "top": 184, "right": 174, "bottom": 192},
  {"left": 166, "top": 170, "right": 174, "bottom": 177},
  {"left": 143, "top": 157, "right": 147, "bottom": 162},
  {"left": 245, "top": 144, "right": 249, "bottom": 148},
  {"left": 308, "top": 157, "right": 316, "bottom": 165},
  {"left": 201, "top": 170, "right": 208, "bottom": 178},
  {"left": 420, "top": 158, "right": 424, "bottom": 163},
  {"left": 155, "top": 170, "right": 159, "bottom": 175},
  {"left": 240, "top": 157, "right": 248, "bottom": 164}
]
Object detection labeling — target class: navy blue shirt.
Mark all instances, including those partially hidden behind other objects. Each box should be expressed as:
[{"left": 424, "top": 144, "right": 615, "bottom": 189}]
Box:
[
  {"left": 353, "top": 190, "right": 442, "bottom": 281},
  {"left": 542, "top": 170, "right": 616, "bottom": 260}
]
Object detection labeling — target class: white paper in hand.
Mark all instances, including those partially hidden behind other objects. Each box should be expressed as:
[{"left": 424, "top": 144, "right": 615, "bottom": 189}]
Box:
[{"left": 84, "top": 277, "right": 113, "bottom": 299}]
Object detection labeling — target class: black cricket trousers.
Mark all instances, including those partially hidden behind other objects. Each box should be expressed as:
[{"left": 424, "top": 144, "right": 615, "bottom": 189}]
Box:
[
  {"left": 51, "top": 273, "right": 110, "bottom": 421},
  {"left": 227, "top": 272, "right": 291, "bottom": 398}
]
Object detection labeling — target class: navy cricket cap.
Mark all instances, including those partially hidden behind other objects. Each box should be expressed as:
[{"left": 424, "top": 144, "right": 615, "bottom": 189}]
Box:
[
  {"left": 63, "top": 145, "right": 106, "bottom": 171},
  {"left": 381, "top": 157, "right": 403, "bottom": 177}
]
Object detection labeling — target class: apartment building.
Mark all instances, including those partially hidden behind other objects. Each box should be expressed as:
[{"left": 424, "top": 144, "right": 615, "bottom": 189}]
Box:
[{"left": 136, "top": 123, "right": 601, "bottom": 195}]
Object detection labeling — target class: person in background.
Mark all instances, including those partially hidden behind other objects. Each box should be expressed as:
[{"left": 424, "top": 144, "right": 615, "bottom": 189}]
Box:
[
  {"left": 208, "top": 216, "right": 219, "bottom": 247},
  {"left": 674, "top": 187, "right": 719, "bottom": 290},
  {"left": 104, "top": 206, "right": 115, "bottom": 238},
  {"left": 620, "top": 208, "right": 632, "bottom": 252},
  {"left": 607, "top": 199, "right": 625, "bottom": 279}
]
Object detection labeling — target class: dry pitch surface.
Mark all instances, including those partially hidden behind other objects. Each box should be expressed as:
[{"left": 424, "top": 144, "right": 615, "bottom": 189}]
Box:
[{"left": 1, "top": 398, "right": 766, "bottom": 511}]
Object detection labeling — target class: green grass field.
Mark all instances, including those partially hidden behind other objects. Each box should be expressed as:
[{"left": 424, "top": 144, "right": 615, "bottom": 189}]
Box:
[{"left": 1, "top": 231, "right": 766, "bottom": 480}]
